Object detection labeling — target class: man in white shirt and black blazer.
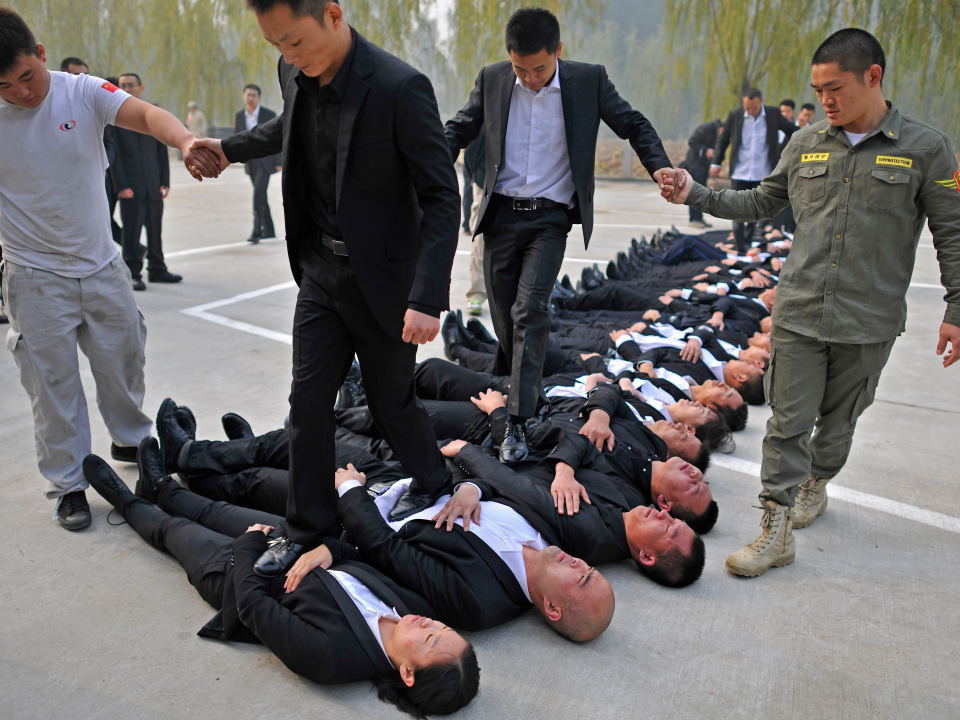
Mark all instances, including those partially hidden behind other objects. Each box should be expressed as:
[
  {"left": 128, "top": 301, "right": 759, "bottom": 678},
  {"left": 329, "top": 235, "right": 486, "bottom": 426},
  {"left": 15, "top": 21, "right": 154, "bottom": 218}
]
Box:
[
  {"left": 234, "top": 84, "right": 282, "bottom": 243},
  {"left": 444, "top": 7, "right": 681, "bottom": 464}
]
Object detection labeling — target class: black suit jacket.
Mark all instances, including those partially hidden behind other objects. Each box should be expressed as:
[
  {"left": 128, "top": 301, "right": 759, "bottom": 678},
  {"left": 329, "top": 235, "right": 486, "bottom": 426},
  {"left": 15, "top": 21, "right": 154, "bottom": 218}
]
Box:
[
  {"left": 339, "top": 483, "right": 531, "bottom": 632},
  {"left": 714, "top": 105, "right": 798, "bottom": 178},
  {"left": 233, "top": 107, "right": 282, "bottom": 176},
  {"left": 213, "top": 531, "right": 436, "bottom": 685},
  {"left": 682, "top": 119, "right": 721, "bottom": 173},
  {"left": 113, "top": 123, "right": 170, "bottom": 200},
  {"left": 444, "top": 59, "right": 671, "bottom": 248},
  {"left": 221, "top": 32, "right": 461, "bottom": 336},
  {"left": 454, "top": 445, "right": 631, "bottom": 568}
]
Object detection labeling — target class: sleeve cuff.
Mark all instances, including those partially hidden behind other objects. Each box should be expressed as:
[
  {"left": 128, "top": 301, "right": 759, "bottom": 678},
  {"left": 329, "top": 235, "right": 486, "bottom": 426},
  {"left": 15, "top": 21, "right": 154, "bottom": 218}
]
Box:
[
  {"left": 681, "top": 288, "right": 693, "bottom": 300},
  {"left": 408, "top": 303, "right": 442, "bottom": 318},
  {"left": 337, "top": 479, "right": 363, "bottom": 497},
  {"left": 454, "top": 482, "right": 482, "bottom": 500},
  {"left": 944, "top": 304, "right": 960, "bottom": 327}
]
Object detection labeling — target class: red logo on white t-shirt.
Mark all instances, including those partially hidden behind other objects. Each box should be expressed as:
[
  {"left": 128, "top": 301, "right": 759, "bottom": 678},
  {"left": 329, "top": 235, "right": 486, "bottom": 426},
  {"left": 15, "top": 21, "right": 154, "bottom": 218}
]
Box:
[
  {"left": 60, "top": 120, "right": 77, "bottom": 131},
  {"left": 101, "top": 81, "right": 118, "bottom": 93}
]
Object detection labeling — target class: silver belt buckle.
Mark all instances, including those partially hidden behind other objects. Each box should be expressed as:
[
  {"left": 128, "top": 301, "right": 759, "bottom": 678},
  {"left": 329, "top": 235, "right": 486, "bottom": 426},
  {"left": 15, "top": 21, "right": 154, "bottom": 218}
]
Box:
[{"left": 513, "top": 198, "right": 536, "bottom": 211}]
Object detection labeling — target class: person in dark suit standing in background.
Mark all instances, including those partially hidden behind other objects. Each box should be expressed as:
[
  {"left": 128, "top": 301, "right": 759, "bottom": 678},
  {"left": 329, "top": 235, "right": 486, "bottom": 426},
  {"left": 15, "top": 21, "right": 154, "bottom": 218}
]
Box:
[
  {"left": 680, "top": 118, "right": 721, "bottom": 229},
  {"left": 191, "top": 0, "right": 463, "bottom": 573},
  {"left": 235, "top": 83, "right": 282, "bottom": 243},
  {"left": 444, "top": 7, "right": 682, "bottom": 464},
  {"left": 114, "top": 73, "right": 182, "bottom": 289},
  {"left": 710, "top": 88, "right": 798, "bottom": 254}
]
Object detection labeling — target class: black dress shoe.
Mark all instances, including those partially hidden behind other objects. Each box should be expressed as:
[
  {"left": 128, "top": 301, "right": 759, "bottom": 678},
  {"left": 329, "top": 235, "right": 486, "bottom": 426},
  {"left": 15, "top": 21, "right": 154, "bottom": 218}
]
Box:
[
  {"left": 135, "top": 437, "right": 169, "bottom": 503},
  {"left": 606, "top": 260, "right": 621, "bottom": 280},
  {"left": 82, "top": 455, "right": 134, "bottom": 510},
  {"left": 254, "top": 537, "right": 304, "bottom": 577},
  {"left": 335, "top": 376, "right": 365, "bottom": 412},
  {"left": 500, "top": 419, "right": 529, "bottom": 463},
  {"left": 149, "top": 270, "right": 182, "bottom": 283},
  {"left": 389, "top": 487, "right": 441, "bottom": 522},
  {"left": 132, "top": 278, "right": 146, "bottom": 291},
  {"left": 441, "top": 313, "right": 462, "bottom": 361},
  {"left": 156, "top": 398, "right": 190, "bottom": 473},
  {"left": 454, "top": 311, "right": 481, "bottom": 352},
  {"left": 177, "top": 406, "right": 197, "bottom": 440},
  {"left": 56, "top": 489, "right": 92, "bottom": 531},
  {"left": 466, "top": 318, "right": 496, "bottom": 345},
  {"left": 110, "top": 443, "right": 139, "bottom": 464},
  {"left": 260, "top": 232, "right": 277, "bottom": 240},
  {"left": 580, "top": 266, "right": 600, "bottom": 291},
  {"left": 0, "top": 313, "right": 9, "bottom": 324},
  {"left": 222, "top": 413, "right": 255, "bottom": 440},
  {"left": 246, "top": 235, "right": 261, "bottom": 244}
]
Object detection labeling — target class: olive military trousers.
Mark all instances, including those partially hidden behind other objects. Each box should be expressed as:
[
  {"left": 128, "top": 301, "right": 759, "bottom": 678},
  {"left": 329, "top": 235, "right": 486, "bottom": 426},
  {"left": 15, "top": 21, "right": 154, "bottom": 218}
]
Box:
[{"left": 760, "top": 324, "right": 895, "bottom": 507}]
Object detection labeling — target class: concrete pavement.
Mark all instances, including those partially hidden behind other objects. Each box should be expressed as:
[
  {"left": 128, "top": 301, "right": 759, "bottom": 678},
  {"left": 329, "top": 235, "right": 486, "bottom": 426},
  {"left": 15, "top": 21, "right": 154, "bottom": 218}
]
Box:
[{"left": 1, "top": 164, "right": 958, "bottom": 719}]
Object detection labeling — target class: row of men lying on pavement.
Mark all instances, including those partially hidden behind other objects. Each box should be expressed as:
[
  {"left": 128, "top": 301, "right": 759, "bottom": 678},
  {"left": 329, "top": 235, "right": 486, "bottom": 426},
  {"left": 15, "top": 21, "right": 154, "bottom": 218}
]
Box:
[{"left": 77, "top": 225, "right": 781, "bottom": 717}]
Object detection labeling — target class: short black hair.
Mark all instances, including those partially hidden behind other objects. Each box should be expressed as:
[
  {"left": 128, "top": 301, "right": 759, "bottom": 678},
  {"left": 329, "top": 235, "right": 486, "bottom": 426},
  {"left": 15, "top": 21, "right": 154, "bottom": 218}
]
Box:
[
  {"left": 372, "top": 643, "right": 480, "bottom": 719},
  {"left": 717, "top": 402, "right": 748, "bottom": 432},
  {"left": 0, "top": 8, "right": 39, "bottom": 77},
  {"left": 694, "top": 415, "right": 734, "bottom": 453},
  {"left": 246, "top": 0, "right": 335, "bottom": 24},
  {"left": 779, "top": 98, "right": 795, "bottom": 109},
  {"left": 737, "top": 375, "right": 766, "bottom": 406},
  {"left": 119, "top": 72, "right": 142, "bottom": 85},
  {"left": 742, "top": 87, "right": 763, "bottom": 101},
  {"left": 244, "top": 83, "right": 261, "bottom": 95},
  {"left": 812, "top": 28, "right": 886, "bottom": 84},
  {"left": 637, "top": 533, "right": 706, "bottom": 588},
  {"left": 105, "top": 76, "right": 120, "bottom": 86},
  {"left": 505, "top": 7, "right": 561, "bottom": 57},
  {"left": 690, "top": 445, "right": 711, "bottom": 474},
  {"left": 60, "top": 56, "right": 88, "bottom": 72},
  {"left": 682, "top": 500, "right": 719, "bottom": 535},
  {"left": 801, "top": 102, "right": 816, "bottom": 112}
]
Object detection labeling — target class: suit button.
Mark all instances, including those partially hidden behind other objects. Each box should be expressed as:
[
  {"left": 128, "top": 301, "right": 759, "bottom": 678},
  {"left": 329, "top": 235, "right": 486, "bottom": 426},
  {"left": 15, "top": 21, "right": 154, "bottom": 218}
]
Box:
[
  {"left": 889, "top": 175, "right": 896, "bottom": 181},
  {"left": 844, "top": 177, "right": 850, "bottom": 183},
  {"left": 808, "top": 169, "right": 814, "bottom": 174},
  {"left": 831, "top": 262, "right": 837, "bottom": 267},
  {"left": 835, "top": 234, "right": 841, "bottom": 239}
]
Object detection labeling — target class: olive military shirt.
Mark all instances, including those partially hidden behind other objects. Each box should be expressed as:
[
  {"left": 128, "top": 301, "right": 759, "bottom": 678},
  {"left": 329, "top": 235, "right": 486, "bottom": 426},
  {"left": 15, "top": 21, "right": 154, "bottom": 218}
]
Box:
[{"left": 686, "top": 103, "right": 960, "bottom": 343}]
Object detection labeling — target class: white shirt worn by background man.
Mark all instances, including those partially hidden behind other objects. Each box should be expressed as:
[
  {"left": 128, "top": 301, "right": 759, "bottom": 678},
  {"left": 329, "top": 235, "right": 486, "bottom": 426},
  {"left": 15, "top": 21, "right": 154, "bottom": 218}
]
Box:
[
  {"left": 495, "top": 69, "right": 576, "bottom": 206},
  {"left": 244, "top": 104, "right": 260, "bottom": 131},
  {"left": 731, "top": 106, "right": 771, "bottom": 182},
  {"left": 340, "top": 479, "right": 547, "bottom": 602},
  {"left": 0, "top": 72, "right": 130, "bottom": 277}
]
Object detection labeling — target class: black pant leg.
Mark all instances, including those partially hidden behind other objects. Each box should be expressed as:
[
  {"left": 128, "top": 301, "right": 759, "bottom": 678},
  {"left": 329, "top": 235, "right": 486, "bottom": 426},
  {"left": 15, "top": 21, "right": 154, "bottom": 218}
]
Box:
[
  {"left": 106, "top": 183, "right": 122, "bottom": 245},
  {"left": 414, "top": 358, "right": 509, "bottom": 401},
  {"left": 250, "top": 167, "right": 274, "bottom": 237},
  {"left": 145, "top": 198, "right": 167, "bottom": 276},
  {"left": 186, "top": 468, "right": 290, "bottom": 517},
  {"left": 121, "top": 495, "right": 232, "bottom": 608},
  {"left": 482, "top": 206, "right": 525, "bottom": 378},
  {"left": 420, "top": 399, "right": 490, "bottom": 441},
  {"left": 732, "top": 180, "right": 761, "bottom": 253},
  {"left": 119, "top": 196, "right": 148, "bottom": 279},
  {"left": 456, "top": 346, "right": 499, "bottom": 373},
  {"left": 158, "top": 479, "right": 286, "bottom": 536},
  {"left": 461, "top": 167, "right": 473, "bottom": 232},
  {"left": 687, "top": 168, "right": 707, "bottom": 222},
  {"left": 181, "top": 429, "right": 291, "bottom": 476}
]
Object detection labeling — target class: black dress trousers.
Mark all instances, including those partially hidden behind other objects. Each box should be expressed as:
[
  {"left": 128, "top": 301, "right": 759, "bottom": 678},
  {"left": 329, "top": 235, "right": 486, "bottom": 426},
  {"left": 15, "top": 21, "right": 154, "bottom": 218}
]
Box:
[
  {"left": 120, "top": 196, "right": 167, "bottom": 279},
  {"left": 731, "top": 179, "right": 762, "bottom": 253},
  {"left": 482, "top": 202, "right": 571, "bottom": 418},
  {"left": 286, "top": 241, "right": 450, "bottom": 547},
  {"left": 249, "top": 166, "right": 275, "bottom": 238}
]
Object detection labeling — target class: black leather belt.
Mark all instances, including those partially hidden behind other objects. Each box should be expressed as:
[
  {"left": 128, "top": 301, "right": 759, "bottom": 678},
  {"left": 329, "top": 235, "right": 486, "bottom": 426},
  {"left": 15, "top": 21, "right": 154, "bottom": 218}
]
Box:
[
  {"left": 320, "top": 233, "right": 348, "bottom": 256},
  {"left": 495, "top": 193, "right": 565, "bottom": 211}
]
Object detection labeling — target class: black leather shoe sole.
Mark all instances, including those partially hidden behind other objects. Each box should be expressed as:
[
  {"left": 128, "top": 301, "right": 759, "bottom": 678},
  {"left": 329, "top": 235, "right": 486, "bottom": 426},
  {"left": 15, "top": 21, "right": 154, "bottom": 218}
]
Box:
[{"left": 110, "top": 443, "right": 139, "bottom": 464}]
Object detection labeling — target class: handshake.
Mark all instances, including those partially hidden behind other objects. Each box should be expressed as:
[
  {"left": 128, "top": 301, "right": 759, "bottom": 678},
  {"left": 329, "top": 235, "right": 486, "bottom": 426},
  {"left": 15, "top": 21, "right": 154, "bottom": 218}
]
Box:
[
  {"left": 179, "top": 137, "right": 232, "bottom": 182},
  {"left": 653, "top": 167, "right": 694, "bottom": 205}
]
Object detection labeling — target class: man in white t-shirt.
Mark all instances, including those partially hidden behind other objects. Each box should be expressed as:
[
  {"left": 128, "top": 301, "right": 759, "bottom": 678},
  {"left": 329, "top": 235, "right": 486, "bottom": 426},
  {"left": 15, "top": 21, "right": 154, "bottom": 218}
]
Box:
[{"left": 0, "top": 8, "right": 221, "bottom": 531}]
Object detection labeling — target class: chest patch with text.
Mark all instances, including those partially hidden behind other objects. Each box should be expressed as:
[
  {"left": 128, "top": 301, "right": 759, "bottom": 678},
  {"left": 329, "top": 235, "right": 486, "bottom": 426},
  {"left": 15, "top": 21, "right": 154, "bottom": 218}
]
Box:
[
  {"left": 875, "top": 155, "right": 913, "bottom": 168},
  {"left": 800, "top": 153, "right": 830, "bottom": 163}
]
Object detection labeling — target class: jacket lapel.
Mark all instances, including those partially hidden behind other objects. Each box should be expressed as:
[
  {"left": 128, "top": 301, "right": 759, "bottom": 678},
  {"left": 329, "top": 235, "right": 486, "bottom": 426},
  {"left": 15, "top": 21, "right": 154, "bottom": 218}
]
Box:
[
  {"left": 336, "top": 562, "right": 412, "bottom": 617},
  {"left": 337, "top": 33, "right": 373, "bottom": 209},
  {"left": 280, "top": 66, "right": 300, "bottom": 162},
  {"left": 316, "top": 565, "right": 396, "bottom": 676},
  {"left": 495, "top": 66, "right": 516, "bottom": 169},
  {"left": 558, "top": 60, "right": 578, "bottom": 162}
]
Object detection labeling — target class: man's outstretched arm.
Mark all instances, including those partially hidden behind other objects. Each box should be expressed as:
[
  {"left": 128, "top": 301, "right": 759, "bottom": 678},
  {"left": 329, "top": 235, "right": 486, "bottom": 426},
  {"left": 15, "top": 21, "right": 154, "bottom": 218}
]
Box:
[{"left": 114, "top": 96, "right": 222, "bottom": 181}]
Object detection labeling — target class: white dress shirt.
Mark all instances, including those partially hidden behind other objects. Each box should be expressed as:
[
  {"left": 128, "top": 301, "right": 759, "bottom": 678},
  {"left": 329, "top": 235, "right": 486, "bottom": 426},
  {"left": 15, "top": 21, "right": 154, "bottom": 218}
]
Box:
[
  {"left": 244, "top": 105, "right": 260, "bottom": 131},
  {"left": 341, "top": 479, "right": 547, "bottom": 602},
  {"left": 730, "top": 106, "right": 771, "bottom": 182},
  {"left": 327, "top": 569, "right": 400, "bottom": 668},
  {"left": 495, "top": 70, "right": 575, "bottom": 205}
]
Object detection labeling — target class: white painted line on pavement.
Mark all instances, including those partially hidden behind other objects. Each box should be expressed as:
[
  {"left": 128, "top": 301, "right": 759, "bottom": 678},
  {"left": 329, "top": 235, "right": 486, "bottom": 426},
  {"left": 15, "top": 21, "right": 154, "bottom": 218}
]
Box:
[
  {"left": 165, "top": 238, "right": 282, "bottom": 258},
  {"left": 180, "top": 281, "right": 296, "bottom": 345},
  {"left": 710, "top": 455, "right": 960, "bottom": 535}
]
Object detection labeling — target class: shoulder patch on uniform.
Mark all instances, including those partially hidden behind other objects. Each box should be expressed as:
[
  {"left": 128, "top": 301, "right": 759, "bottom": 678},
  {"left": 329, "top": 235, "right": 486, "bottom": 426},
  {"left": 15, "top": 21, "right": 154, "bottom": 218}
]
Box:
[
  {"left": 934, "top": 170, "right": 960, "bottom": 194},
  {"left": 801, "top": 152, "right": 830, "bottom": 162},
  {"left": 876, "top": 155, "right": 913, "bottom": 168},
  {"left": 101, "top": 81, "right": 118, "bottom": 93}
]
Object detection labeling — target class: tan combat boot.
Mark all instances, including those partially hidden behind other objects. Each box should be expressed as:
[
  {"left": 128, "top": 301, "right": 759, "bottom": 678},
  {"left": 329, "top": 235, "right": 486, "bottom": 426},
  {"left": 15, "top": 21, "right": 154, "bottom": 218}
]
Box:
[
  {"left": 793, "top": 475, "right": 830, "bottom": 529},
  {"left": 725, "top": 500, "right": 795, "bottom": 577}
]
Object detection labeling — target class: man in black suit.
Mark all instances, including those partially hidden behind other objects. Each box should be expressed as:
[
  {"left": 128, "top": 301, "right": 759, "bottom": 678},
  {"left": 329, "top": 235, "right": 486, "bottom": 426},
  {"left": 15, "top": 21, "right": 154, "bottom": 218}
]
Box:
[
  {"left": 324, "top": 462, "right": 615, "bottom": 641},
  {"left": 444, "top": 8, "right": 681, "bottom": 463},
  {"left": 235, "top": 84, "right": 282, "bottom": 243},
  {"left": 82, "top": 444, "right": 479, "bottom": 717},
  {"left": 680, "top": 119, "right": 721, "bottom": 229},
  {"left": 193, "top": 0, "right": 461, "bottom": 568},
  {"left": 114, "top": 73, "right": 182, "bottom": 290},
  {"left": 710, "top": 88, "right": 799, "bottom": 253}
]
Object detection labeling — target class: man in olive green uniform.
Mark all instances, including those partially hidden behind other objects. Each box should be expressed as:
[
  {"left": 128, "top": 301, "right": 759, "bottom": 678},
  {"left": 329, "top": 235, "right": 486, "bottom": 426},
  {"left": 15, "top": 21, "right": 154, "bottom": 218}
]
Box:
[{"left": 667, "top": 29, "right": 960, "bottom": 577}]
